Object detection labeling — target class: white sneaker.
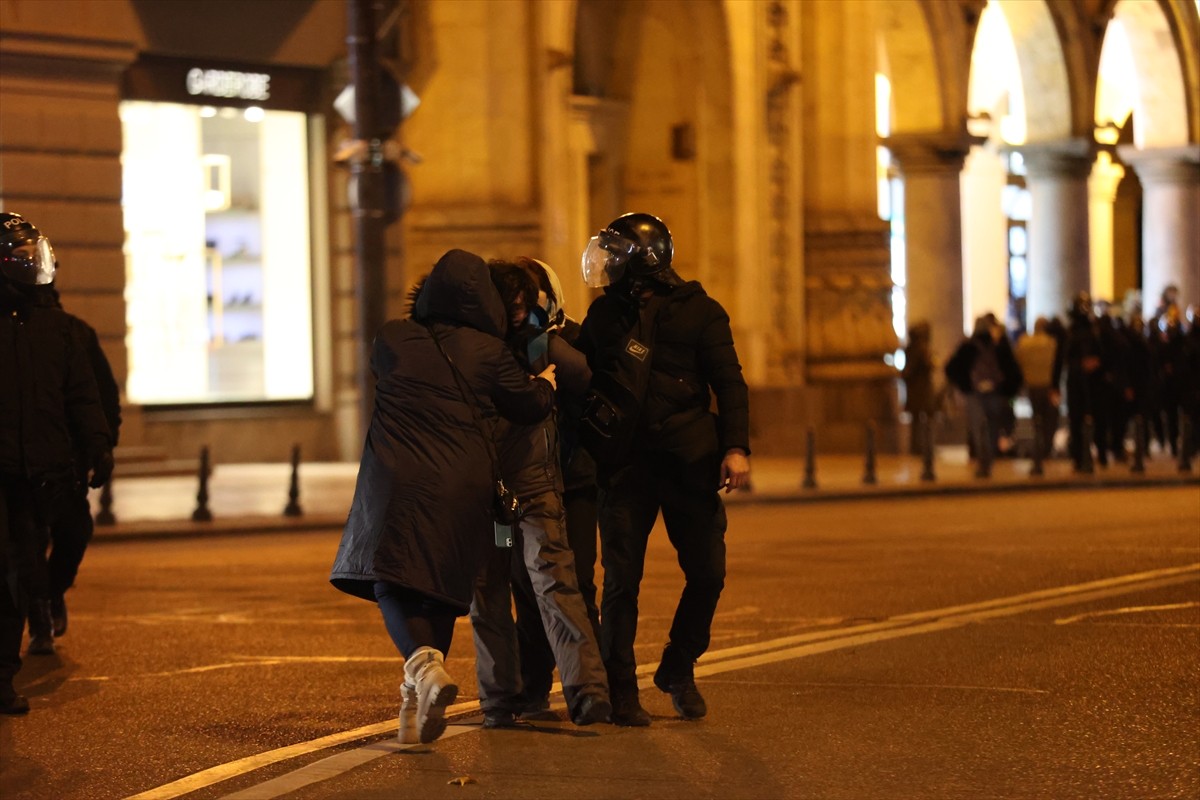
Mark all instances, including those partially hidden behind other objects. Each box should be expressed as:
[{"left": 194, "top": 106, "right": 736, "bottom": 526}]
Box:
[
  {"left": 398, "top": 681, "right": 418, "bottom": 743},
  {"left": 403, "top": 646, "right": 458, "bottom": 743}
]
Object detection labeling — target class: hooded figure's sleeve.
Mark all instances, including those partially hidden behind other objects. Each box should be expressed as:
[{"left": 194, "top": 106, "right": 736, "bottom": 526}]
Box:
[{"left": 490, "top": 343, "right": 555, "bottom": 425}]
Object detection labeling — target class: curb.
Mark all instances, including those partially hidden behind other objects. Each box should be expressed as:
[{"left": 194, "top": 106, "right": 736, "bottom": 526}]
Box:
[
  {"left": 736, "top": 473, "right": 1200, "bottom": 504},
  {"left": 92, "top": 514, "right": 348, "bottom": 543},
  {"left": 89, "top": 474, "right": 1198, "bottom": 542}
]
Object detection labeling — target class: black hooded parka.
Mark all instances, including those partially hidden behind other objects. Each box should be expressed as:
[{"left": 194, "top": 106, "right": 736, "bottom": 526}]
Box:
[{"left": 330, "top": 250, "right": 555, "bottom": 612}]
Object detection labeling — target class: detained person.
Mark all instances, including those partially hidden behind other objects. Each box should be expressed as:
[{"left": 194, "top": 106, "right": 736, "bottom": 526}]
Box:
[
  {"left": 329, "top": 249, "right": 557, "bottom": 745},
  {"left": 469, "top": 259, "right": 610, "bottom": 729},
  {"left": 575, "top": 213, "right": 751, "bottom": 726}
]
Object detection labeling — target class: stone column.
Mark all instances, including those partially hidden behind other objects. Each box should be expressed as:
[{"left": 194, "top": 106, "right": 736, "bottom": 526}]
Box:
[
  {"left": 1020, "top": 140, "right": 1093, "bottom": 327},
  {"left": 888, "top": 134, "right": 974, "bottom": 367},
  {"left": 1088, "top": 151, "right": 1125, "bottom": 303},
  {"left": 1118, "top": 145, "right": 1200, "bottom": 315}
]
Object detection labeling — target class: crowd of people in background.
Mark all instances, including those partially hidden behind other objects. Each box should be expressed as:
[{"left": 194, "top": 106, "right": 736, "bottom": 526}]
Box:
[{"left": 905, "top": 285, "right": 1200, "bottom": 477}]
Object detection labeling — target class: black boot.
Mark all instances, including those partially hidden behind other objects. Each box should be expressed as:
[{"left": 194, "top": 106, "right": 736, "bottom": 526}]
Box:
[
  {"left": 608, "top": 679, "right": 650, "bottom": 727},
  {"left": 1, "top": 680, "right": 29, "bottom": 715},
  {"left": 51, "top": 593, "right": 67, "bottom": 638},
  {"left": 27, "top": 600, "right": 55, "bottom": 656},
  {"left": 653, "top": 643, "right": 706, "bottom": 720},
  {"left": 570, "top": 692, "right": 612, "bottom": 726}
]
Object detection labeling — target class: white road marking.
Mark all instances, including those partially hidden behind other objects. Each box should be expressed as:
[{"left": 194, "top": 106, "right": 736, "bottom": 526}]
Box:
[
  {"left": 120, "top": 562, "right": 1199, "bottom": 800},
  {"left": 220, "top": 727, "right": 480, "bottom": 800},
  {"left": 124, "top": 701, "right": 482, "bottom": 800},
  {"left": 1053, "top": 601, "right": 1200, "bottom": 625},
  {"left": 75, "top": 656, "right": 405, "bottom": 682},
  {"left": 700, "top": 679, "right": 1050, "bottom": 695}
]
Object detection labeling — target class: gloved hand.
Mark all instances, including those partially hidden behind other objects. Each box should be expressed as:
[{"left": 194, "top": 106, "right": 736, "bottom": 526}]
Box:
[{"left": 89, "top": 449, "right": 114, "bottom": 488}]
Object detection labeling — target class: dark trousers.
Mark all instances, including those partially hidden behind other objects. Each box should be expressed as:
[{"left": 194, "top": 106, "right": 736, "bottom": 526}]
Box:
[
  {"left": 1027, "top": 387, "right": 1059, "bottom": 458},
  {"left": 598, "top": 452, "right": 727, "bottom": 685},
  {"left": 373, "top": 582, "right": 458, "bottom": 660},
  {"left": 1068, "top": 376, "right": 1104, "bottom": 468},
  {"left": 48, "top": 482, "right": 93, "bottom": 597},
  {"left": 1, "top": 477, "right": 52, "bottom": 683},
  {"left": 472, "top": 489, "right": 606, "bottom": 714},
  {"left": 513, "top": 483, "right": 601, "bottom": 704}
]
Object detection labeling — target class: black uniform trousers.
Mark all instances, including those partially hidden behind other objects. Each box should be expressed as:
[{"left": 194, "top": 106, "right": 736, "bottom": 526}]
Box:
[
  {"left": 47, "top": 474, "right": 94, "bottom": 598},
  {"left": 598, "top": 450, "right": 727, "bottom": 685},
  {"left": 1, "top": 476, "right": 53, "bottom": 683}
]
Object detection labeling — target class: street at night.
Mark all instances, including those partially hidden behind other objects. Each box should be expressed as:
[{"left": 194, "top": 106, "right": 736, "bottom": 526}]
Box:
[{"left": 2, "top": 486, "right": 1197, "bottom": 799}]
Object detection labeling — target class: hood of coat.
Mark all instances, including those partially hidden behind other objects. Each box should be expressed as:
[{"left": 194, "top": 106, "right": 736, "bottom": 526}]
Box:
[{"left": 413, "top": 249, "right": 506, "bottom": 337}]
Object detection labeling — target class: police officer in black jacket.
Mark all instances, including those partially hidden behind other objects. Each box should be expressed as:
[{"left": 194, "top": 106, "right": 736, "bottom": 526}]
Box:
[
  {"left": 38, "top": 284, "right": 122, "bottom": 638},
  {"left": 0, "top": 212, "right": 113, "bottom": 714},
  {"left": 576, "top": 213, "right": 751, "bottom": 726}
]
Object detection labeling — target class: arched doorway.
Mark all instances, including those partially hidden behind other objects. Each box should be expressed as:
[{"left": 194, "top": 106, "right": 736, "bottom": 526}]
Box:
[
  {"left": 568, "top": 0, "right": 737, "bottom": 305},
  {"left": 964, "top": 0, "right": 1076, "bottom": 334},
  {"left": 1102, "top": 0, "right": 1195, "bottom": 319}
]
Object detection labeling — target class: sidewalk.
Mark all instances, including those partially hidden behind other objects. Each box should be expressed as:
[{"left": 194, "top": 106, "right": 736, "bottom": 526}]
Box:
[{"left": 88, "top": 448, "right": 1199, "bottom": 542}]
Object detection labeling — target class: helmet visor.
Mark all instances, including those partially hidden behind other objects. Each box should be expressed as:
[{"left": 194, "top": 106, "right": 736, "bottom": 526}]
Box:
[
  {"left": 581, "top": 231, "right": 637, "bottom": 288},
  {"left": 0, "top": 236, "right": 56, "bottom": 285}
]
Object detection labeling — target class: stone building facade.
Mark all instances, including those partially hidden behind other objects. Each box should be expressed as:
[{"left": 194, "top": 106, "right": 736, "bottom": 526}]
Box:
[{"left": 1, "top": 0, "right": 1196, "bottom": 462}]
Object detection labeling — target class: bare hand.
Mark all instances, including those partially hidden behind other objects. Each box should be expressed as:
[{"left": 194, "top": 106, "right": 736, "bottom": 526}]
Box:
[
  {"left": 536, "top": 363, "right": 557, "bottom": 391},
  {"left": 719, "top": 448, "right": 751, "bottom": 493}
]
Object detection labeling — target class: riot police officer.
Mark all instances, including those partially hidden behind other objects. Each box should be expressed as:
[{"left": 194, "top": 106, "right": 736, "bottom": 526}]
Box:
[
  {"left": 0, "top": 212, "right": 113, "bottom": 713},
  {"left": 576, "top": 213, "right": 751, "bottom": 725}
]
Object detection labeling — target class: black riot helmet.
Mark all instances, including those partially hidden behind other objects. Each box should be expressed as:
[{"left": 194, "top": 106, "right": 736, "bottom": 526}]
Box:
[
  {"left": 0, "top": 212, "right": 56, "bottom": 286},
  {"left": 581, "top": 212, "right": 674, "bottom": 290}
]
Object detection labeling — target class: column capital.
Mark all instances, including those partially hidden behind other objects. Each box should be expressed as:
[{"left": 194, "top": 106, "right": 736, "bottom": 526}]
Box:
[
  {"left": 1117, "top": 145, "right": 1200, "bottom": 185},
  {"left": 1015, "top": 139, "right": 1094, "bottom": 179},
  {"left": 886, "top": 131, "right": 983, "bottom": 175}
]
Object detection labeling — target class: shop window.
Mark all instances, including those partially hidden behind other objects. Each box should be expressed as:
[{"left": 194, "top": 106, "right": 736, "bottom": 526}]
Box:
[{"left": 120, "top": 101, "right": 314, "bottom": 404}]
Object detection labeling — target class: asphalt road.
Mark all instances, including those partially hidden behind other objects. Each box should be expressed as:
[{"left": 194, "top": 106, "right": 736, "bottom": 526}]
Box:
[{"left": 1, "top": 487, "right": 1197, "bottom": 799}]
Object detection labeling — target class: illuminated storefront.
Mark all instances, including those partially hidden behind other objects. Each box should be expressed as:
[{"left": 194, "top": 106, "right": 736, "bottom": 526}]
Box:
[{"left": 121, "top": 56, "right": 323, "bottom": 405}]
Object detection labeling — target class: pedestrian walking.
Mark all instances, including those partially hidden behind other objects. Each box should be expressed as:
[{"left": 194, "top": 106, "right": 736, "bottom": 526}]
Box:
[
  {"left": 329, "top": 249, "right": 557, "bottom": 745},
  {"left": 944, "top": 313, "right": 1023, "bottom": 473},
  {"left": 1064, "top": 292, "right": 1106, "bottom": 470},
  {"left": 901, "top": 320, "right": 939, "bottom": 455},
  {"left": 576, "top": 213, "right": 751, "bottom": 725},
  {"left": 1014, "top": 317, "right": 1062, "bottom": 459}
]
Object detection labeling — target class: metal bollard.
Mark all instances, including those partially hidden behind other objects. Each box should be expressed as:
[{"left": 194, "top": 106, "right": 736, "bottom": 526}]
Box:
[
  {"left": 1179, "top": 415, "right": 1194, "bottom": 474},
  {"left": 95, "top": 480, "right": 116, "bottom": 526},
  {"left": 919, "top": 412, "right": 936, "bottom": 482},
  {"left": 802, "top": 428, "right": 818, "bottom": 490},
  {"left": 192, "top": 446, "right": 213, "bottom": 522},
  {"left": 284, "top": 444, "right": 304, "bottom": 517},
  {"left": 862, "top": 423, "right": 877, "bottom": 486},
  {"left": 1079, "top": 417, "right": 1095, "bottom": 475},
  {"left": 1029, "top": 413, "right": 1044, "bottom": 477},
  {"left": 1130, "top": 415, "right": 1145, "bottom": 474}
]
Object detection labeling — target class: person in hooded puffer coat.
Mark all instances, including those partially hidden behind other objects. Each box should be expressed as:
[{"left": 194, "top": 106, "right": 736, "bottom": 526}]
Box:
[{"left": 330, "top": 249, "right": 556, "bottom": 745}]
